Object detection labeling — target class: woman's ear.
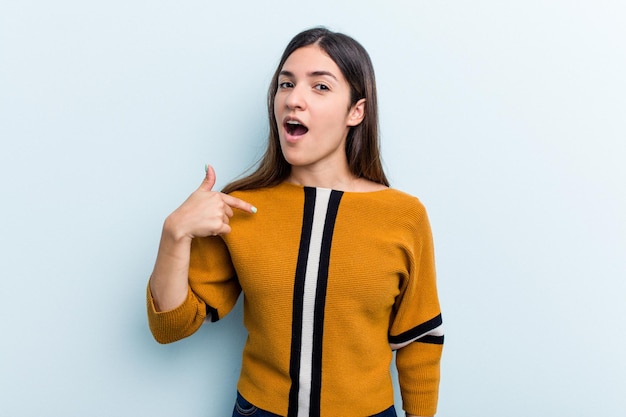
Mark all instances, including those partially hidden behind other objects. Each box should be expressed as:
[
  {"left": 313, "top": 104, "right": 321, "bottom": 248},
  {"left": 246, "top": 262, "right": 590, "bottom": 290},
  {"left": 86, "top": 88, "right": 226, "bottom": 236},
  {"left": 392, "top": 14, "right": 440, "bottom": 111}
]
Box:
[{"left": 347, "top": 98, "right": 366, "bottom": 127}]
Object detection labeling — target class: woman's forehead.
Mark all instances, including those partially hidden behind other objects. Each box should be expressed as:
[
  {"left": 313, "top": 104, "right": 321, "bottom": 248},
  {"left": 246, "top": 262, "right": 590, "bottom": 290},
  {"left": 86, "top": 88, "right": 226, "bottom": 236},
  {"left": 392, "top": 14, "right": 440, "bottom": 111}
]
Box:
[
  {"left": 282, "top": 46, "right": 335, "bottom": 70},
  {"left": 280, "top": 45, "right": 344, "bottom": 81}
]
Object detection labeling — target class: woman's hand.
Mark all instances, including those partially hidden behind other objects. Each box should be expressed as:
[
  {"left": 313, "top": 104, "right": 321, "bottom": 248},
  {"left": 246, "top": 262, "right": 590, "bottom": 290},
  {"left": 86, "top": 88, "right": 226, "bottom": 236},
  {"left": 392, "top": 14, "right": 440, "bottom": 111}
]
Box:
[{"left": 165, "top": 164, "right": 256, "bottom": 241}]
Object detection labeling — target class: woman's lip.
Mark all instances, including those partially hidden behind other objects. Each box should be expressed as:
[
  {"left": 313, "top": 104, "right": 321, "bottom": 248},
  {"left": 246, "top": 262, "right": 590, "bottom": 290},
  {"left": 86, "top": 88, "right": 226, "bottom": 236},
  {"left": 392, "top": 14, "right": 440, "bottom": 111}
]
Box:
[{"left": 283, "top": 115, "right": 305, "bottom": 125}]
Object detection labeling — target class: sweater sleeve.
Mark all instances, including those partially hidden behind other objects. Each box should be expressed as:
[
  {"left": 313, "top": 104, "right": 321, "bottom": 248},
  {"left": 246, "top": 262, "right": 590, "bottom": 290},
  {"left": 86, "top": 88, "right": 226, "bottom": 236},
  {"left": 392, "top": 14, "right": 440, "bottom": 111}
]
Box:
[
  {"left": 147, "top": 235, "right": 241, "bottom": 344},
  {"left": 388, "top": 201, "right": 444, "bottom": 415}
]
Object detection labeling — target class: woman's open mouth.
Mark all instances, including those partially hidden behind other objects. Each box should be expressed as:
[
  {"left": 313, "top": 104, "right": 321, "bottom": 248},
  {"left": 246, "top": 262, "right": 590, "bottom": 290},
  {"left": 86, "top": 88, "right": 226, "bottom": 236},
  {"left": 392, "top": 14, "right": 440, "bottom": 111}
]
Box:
[{"left": 284, "top": 120, "right": 309, "bottom": 137}]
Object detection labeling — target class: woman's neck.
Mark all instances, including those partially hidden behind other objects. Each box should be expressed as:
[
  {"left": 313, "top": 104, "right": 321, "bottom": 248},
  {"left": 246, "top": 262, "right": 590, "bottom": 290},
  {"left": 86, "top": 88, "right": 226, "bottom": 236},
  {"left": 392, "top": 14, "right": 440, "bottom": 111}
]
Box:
[
  {"left": 286, "top": 166, "right": 387, "bottom": 192},
  {"left": 286, "top": 164, "right": 356, "bottom": 190}
]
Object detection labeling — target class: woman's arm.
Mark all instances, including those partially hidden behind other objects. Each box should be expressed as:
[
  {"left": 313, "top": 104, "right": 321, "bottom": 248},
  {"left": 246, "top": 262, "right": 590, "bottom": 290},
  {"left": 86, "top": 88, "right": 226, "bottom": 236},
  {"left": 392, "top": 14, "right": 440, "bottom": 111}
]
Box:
[
  {"left": 392, "top": 201, "right": 443, "bottom": 416},
  {"left": 148, "top": 218, "right": 194, "bottom": 312},
  {"left": 149, "top": 165, "right": 255, "bottom": 311}
]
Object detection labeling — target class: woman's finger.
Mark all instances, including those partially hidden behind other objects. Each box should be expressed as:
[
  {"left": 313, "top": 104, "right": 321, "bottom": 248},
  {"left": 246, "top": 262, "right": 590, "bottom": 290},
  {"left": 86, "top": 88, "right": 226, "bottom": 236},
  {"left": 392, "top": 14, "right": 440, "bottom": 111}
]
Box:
[{"left": 223, "top": 194, "right": 257, "bottom": 214}]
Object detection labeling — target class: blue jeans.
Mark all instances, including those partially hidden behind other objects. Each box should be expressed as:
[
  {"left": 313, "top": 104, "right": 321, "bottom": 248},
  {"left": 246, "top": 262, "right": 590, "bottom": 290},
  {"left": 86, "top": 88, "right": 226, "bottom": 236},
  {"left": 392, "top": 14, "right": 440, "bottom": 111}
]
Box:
[
  {"left": 232, "top": 392, "right": 281, "bottom": 417},
  {"left": 232, "top": 391, "right": 398, "bottom": 417}
]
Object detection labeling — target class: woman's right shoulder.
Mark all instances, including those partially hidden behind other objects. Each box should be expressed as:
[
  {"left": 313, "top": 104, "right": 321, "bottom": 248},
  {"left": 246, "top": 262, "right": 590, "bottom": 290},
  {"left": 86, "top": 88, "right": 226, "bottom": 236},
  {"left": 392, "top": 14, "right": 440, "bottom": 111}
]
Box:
[{"left": 228, "top": 182, "right": 296, "bottom": 203}]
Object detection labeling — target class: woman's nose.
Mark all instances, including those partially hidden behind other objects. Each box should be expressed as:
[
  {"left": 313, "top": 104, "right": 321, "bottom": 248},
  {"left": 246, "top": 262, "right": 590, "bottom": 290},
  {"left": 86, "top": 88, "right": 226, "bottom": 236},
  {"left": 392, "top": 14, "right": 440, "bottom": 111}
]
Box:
[{"left": 285, "top": 85, "right": 306, "bottom": 110}]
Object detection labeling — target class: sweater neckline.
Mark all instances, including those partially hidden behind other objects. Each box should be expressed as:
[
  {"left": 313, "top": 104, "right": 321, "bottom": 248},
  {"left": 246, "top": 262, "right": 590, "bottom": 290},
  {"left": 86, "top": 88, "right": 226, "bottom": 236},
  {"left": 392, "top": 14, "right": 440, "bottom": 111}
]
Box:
[{"left": 279, "top": 180, "right": 393, "bottom": 195}]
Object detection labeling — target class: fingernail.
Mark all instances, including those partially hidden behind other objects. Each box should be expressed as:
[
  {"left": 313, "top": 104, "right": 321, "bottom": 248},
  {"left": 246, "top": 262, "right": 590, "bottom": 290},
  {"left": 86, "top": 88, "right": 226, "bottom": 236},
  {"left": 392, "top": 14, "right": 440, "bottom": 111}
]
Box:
[
  {"left": 204, "top": 164, "right": 208, "bottom": 173},
  {"left": 251, "top": 206, "right": 258, "bottom": 214}
]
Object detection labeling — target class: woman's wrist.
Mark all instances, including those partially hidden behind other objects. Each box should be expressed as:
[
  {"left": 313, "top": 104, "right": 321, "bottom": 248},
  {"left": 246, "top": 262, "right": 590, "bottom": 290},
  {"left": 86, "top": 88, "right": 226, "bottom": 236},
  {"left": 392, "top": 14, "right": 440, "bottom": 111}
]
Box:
[{"left": 163, "top": 212, "right": 194, "bottom": 244}]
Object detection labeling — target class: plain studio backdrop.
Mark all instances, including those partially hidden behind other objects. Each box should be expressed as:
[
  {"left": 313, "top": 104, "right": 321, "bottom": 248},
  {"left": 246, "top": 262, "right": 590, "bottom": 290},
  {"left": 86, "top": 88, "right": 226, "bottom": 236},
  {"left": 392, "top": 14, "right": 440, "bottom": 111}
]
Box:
[{"left": 1, "top": 1, "right": 624, "bottom": 416}]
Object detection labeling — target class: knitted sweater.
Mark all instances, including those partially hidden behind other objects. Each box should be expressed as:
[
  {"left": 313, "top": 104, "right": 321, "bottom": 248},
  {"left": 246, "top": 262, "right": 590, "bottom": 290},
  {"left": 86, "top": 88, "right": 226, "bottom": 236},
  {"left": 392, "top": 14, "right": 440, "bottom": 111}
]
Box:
[{"left": 147, "top": 182, "right": 444, "bottom": 416}]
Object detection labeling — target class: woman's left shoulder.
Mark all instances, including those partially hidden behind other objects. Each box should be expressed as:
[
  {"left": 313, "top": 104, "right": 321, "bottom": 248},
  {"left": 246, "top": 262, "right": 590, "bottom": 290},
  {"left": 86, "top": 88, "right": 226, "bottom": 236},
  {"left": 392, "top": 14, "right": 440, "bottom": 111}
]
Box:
[{"left": 377, "top": 187, "right": 427, "bottom": 210}]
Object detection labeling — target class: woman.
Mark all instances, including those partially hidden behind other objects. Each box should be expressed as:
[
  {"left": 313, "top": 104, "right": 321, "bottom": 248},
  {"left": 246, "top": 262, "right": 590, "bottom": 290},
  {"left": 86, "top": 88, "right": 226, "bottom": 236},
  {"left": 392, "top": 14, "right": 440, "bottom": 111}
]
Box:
[{"left": 147, "top": 27, "right": 443, "bottom": 417}]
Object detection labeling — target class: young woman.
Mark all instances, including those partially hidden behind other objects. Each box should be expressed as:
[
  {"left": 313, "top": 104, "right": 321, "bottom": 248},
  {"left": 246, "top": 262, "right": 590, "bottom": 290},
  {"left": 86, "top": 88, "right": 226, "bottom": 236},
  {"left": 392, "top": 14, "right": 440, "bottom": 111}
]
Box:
[{"left": 147, "top": 27, "right": 443, "bottom": 417}]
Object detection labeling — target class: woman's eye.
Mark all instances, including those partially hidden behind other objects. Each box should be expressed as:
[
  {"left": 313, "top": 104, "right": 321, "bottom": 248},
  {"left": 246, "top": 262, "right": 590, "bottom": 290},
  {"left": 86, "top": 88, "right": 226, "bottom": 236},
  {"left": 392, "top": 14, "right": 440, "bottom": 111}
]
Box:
[
  {"left": 278, "top": 81, "right": 293, "bottom": 89},
  {"left": 314, "top": 84, "right": 329, "bottom": 91}
]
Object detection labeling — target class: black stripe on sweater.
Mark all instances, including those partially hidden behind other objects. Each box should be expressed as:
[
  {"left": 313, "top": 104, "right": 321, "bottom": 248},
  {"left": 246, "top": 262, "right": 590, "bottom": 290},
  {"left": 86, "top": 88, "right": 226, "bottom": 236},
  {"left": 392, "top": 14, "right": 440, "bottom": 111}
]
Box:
[
  {"left": 388, "top": 314, "right": 444, "bottom": 346},
  {"left": 288, "top": 187, "right": 316, "bottom": 417},
  {"left": 309, "top": 190, "right": 343, "bottom": 415}
]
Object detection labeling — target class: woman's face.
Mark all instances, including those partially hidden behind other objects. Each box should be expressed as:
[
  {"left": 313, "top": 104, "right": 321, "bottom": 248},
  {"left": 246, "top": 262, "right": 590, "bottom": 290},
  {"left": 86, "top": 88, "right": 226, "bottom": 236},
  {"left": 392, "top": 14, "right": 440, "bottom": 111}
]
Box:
[{"left": 274, "top": 44, "right": 365, "bottom": 172}]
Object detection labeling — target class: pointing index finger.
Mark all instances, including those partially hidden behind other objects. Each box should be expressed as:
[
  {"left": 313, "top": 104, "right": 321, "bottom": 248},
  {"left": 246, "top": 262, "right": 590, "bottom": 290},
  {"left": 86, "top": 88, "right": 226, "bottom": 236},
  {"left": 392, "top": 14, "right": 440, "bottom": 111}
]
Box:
[{"left": 223, "top": 194, "right": 257, "bottom": 214}]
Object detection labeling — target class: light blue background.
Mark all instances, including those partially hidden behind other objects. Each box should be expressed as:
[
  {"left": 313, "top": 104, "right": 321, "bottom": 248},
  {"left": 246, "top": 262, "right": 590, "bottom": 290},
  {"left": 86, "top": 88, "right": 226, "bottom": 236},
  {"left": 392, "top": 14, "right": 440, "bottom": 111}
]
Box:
[{"left": 1, "top": 1, "right": 625, "bottom": 416}]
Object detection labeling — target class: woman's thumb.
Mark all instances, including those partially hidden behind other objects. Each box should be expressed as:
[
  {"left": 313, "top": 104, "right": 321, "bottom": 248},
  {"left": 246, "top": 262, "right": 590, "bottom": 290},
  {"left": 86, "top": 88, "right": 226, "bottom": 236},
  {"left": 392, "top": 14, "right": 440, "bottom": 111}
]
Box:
[{"left": 200, "top": 164, "right": 216, "bottom": 191}]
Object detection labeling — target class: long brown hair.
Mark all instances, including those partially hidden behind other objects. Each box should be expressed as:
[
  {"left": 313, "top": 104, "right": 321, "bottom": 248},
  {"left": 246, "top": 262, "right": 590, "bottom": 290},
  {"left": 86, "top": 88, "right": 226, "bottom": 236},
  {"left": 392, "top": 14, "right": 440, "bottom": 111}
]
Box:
[{"left": 222, "top": 27, "right": 388, "bottom": 194}]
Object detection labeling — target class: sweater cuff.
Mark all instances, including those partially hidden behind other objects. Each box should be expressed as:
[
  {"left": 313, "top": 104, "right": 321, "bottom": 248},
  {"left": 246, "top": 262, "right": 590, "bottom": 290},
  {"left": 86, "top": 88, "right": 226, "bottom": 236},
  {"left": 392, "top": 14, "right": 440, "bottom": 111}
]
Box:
[
  {"left": 396, "top": 342, "right": 443, "bottom": 416},
  {"left": 146, "top": 285, "right": 206, "bottom": 344}
]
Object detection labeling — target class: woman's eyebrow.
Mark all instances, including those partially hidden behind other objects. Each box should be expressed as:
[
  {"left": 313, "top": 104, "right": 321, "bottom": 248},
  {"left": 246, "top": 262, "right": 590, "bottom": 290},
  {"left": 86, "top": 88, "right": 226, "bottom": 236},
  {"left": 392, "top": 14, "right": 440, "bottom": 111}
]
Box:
[
  {"left": 309, "top": 70, "right": 338, "bottom": 81},
  {"left": 279, "top": 70, "right": 338, "bottom": 81}
]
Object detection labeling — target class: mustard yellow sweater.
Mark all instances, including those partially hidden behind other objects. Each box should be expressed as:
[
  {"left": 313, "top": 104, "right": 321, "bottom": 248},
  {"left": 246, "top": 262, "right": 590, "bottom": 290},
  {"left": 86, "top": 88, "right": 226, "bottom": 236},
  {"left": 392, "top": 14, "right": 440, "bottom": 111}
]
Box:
[{"left": 147, "top": 182, "right": 443, "bottom": 416}]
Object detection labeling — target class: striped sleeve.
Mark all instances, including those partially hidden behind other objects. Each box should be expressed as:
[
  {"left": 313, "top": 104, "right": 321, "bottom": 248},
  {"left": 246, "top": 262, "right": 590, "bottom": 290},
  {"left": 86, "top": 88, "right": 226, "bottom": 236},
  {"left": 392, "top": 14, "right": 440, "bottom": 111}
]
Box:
[
  {"left": 147, "top": 235, "right": 241, "bottom": 344},
  {"left": 188, "top": 235, "right": 241, "bottom": 321},
  {"left": 388, "top": 200, "right": 443, "bottom": 415}
]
